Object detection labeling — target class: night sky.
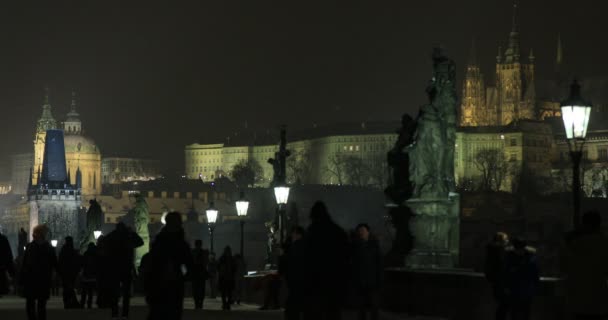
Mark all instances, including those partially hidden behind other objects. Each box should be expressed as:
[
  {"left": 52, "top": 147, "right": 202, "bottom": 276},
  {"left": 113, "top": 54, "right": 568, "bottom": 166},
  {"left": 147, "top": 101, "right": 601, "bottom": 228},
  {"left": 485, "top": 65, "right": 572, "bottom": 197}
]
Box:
[{"left": 0, "top": 1, "right": 606, "bottom": 176}]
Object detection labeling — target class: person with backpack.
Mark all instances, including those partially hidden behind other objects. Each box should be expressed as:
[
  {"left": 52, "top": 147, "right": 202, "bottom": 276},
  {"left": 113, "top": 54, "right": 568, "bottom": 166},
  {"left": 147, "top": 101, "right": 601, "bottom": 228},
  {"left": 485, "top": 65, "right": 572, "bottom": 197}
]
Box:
[
  {"left": 191, "top": 239, "right": 209, "bottom": 309},
  {"left": 144, "top": 212, "right": 193, "bottom": 320}
]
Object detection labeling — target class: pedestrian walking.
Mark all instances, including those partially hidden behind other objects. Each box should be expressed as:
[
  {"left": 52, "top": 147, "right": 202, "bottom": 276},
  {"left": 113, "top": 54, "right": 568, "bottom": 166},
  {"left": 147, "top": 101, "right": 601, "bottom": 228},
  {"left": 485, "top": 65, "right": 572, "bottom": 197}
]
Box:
[
  {"left": 80, "top": 242, "right": 98, "bottom": 309},
  {"left": 233, "top": 253, "right": 247, "bottom": 305},
  {"left": 280, "top": 226, "right": 309, "bottom": 320},
  {"left": 485, "top": 232, "right": 510, "bottom": 320},
  {"left": 144, "top": 211, "right": 193, "bottom": 320},
  {"left": 218, "top": 246, "right": 236, "bottom": 310},
  {"left": 100, "top": 222, "right": 144, "bottom": 319},
  {"left": 306, "top": 201, "right": 349, "bottom": 320},
  {"left": 20, "top": 224, "right": 57, "bottom": 320},
  {"left": 207, "top": 253, "right": 218, "bottom": 299},
  {"left": 191, "top": 239, "right": 209, "bottom": 309},
  {"left": 0, "top": 230, "right": 15, "bottom": 298},
  {"left": 351, "top": 223, "right": 383, "bottom": 320},
  {"left": 57, "top": 236, "right": 82, "bottom": 309},
  {"left": 504, "top": 237, "right": 539, "bottom": 320},
  {"left": 562, "top": 210, "right": 608, "bottom": 319}
]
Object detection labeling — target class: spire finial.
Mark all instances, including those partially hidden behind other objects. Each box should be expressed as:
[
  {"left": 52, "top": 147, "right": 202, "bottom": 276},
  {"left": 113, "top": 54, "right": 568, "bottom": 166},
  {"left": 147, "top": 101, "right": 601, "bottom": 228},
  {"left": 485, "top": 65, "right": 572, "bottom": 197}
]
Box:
[
  {"left": 512, "top": 0, "right": 519, "bottom": 32},
  {"left": 468, "top": 37, "right": 477, "bottom": 66},
  {"left": 529, "top": 48, "right": 535, "bottom": 63},
  {"left": 557, "top": 33, "right": 563, "bottom": 66},
  {"left": 43, "top": 86, "right": 50, "bottom": 105},
  {"left": 71, "top": 90, "right": 77, "bottom": 113}
]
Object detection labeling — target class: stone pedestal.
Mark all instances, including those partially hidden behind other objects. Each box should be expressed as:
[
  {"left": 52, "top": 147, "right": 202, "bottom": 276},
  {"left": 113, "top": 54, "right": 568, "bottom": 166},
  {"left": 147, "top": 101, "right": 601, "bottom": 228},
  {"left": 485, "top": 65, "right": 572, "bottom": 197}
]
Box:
[{"left": 405, "top": 193, "right": 460, "bottom": 268}]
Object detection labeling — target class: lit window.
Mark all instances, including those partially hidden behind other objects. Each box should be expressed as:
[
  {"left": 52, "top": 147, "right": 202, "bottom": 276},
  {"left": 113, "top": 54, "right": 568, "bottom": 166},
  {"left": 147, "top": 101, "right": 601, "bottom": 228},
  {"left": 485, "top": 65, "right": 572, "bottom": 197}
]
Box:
[{"left": 349, "top": 146, "right": 353, "bottom": 151}]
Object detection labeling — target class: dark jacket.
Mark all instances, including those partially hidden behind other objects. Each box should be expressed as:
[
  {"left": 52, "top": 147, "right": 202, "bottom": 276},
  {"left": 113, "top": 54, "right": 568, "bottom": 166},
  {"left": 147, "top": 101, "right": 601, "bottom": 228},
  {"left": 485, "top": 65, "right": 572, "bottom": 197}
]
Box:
[
  {"left": 102, "top": 228, "right": 144, "bottom": 280},
  {"left": 280, "top": 238, "right": 309, "bottom": 293},
  {"left": 57, "top": 246, "right": 82, "bottom": 283},
  {"left": 307, "top": 219, "right": 349, "bottom": 298},
  {"left": 485, "top": 242, "right": 507, "bottom": 285},
  {"left": 504, "top": 247, "right": 540, "bottom": 301},
  {"left": 0, "top": 233, "right": 15, "bottom": 295},
  {"left": 351, "top": 238, "right": 383, "bottom": 289},
  {"left": 20, "top": 241, "right": 57, "bottom": 299},
  {"left": 81, "top": 246, "right": 98, "bottom": 282},
  {"left": 144, "top": 230, "right": 193, "bottom": 301},
  {"left": 217, "top": 254, "right": 236, "bottom": 291},
  {"left": 190, "top": 248, "right": 209, "bottom": 281}
]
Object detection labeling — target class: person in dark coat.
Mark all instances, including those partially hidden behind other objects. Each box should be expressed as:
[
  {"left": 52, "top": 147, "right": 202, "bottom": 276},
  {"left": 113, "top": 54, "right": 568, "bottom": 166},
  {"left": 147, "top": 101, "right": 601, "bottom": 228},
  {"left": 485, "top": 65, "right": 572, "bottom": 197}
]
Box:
[
  {"left": 207, "top": 253, "right": 218, "bottom": 298},
  {"left": 100, "top": 222, "right": 144, "bottom": 319},
  {"left": 233, "top": 253, "right": 247, "bottom": 305},
  {"left": 351, "top": 223, "right": 383, "bottom": 320},
  {"left": 504, "top": 237, "right": 539, "bottom": 320},
  {"left": 20, "top": 224, "right": 57, "bottom": 320},
  {"left": 562, "top": 211, "right": 608, "bottom": 319},
  {"left": 280, "top": 226, "right": 309, "bottom": 320},
  {"left": 306, "top": 201, "right": 349, "bottom": 320},
  {"left": 57, "top": 236, "right": 82, "bottom": 309},
  {"left": 218, "top": 246, "right": 236, "bottom": 310},
  {"left": 190, "top": 239, "right": 209, "bottom": 309},
  {"left": 485, "top": 232, "right": 510, "bottom": 320},
  {"left": 80, "top": 242, "right": 98, "bottom": 309},
  {"left": 144, "top": 212, "right": 193, "bottom": 320},
  {"left": 0, "top": 230, "right": 15, "bottom": 297}
]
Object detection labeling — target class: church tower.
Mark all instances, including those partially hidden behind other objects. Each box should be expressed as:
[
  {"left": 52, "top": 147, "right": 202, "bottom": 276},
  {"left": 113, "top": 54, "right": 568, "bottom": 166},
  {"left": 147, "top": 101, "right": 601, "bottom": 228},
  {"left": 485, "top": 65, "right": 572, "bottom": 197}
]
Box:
[
  {"left": 460, "top": 39, "right": 486, "bottom": 126},
  {"left": 63, "top": 91, "right": 82, "bottom": 134},
  {"left": 33, "top": 87, "right": 58, "bottom": 185},
  {"left": 495, "top": 1, "right": 536, "bottom": 125}
]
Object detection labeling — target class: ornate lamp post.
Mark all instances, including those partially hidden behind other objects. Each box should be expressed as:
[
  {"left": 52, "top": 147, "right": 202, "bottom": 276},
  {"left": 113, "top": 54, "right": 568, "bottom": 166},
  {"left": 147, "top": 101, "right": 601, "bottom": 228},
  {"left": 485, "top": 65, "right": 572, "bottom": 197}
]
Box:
[
  {"left": 274, "top": 186, "right": 290, "bottom": 244},
  {"left": 235, "top": 192, "right": 249, "bottom": 256},
  {"left": 561, "top": 80, "right": 592, "bottom": 229},
  {"left": 206, "top": 202, "right": 219, "bottom": 253}
]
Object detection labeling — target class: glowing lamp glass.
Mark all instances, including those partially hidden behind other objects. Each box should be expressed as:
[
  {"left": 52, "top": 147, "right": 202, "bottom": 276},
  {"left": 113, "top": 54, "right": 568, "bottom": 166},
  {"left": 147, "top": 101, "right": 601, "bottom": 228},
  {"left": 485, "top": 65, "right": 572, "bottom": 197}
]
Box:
[
  {"left": 274, "top": 186, "right": 290, "bottom": 205},
  {"left": 561, "top": 105, "right": 591, "bottom": 140},
  {"left": 236, "top": 200, "right": 249, "bottom": 217},
  {"left": 94, "top": 230, "right": 102, "bottom": 240},
  {"left": 206, "top": 209, "right": 219, "bottom": 224},
  {"left": 51, "top": 240, "right": 58, "bottom": 247}
]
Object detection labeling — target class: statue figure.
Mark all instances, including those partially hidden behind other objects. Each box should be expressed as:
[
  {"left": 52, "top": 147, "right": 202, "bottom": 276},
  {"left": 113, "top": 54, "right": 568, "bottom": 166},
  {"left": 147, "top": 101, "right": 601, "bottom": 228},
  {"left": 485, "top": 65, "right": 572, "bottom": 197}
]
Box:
[
  {"left": 385, "top": 113, "right": 417, "bottom": 204},
  {"left": 18, "top": 228, "right": 28, "bottom": 256},
  {"left": 79, "top": 199, "right": 103, "bottom": 251},
  {"left": 409, "top": 47, "right": 458, "bottom": 199},
  {"left": 267, "top": 125, "right": 291, "bottom": 186},
  {"left": 132, "top": 193, "right": 150, "bottom": 268}
]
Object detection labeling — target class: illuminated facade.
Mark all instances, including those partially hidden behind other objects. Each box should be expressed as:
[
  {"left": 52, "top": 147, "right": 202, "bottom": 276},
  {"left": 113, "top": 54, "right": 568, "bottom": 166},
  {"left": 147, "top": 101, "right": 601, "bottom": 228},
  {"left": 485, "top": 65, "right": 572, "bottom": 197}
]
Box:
[{"left": 101, "top": 157, "right": 161, "bottom": 184}]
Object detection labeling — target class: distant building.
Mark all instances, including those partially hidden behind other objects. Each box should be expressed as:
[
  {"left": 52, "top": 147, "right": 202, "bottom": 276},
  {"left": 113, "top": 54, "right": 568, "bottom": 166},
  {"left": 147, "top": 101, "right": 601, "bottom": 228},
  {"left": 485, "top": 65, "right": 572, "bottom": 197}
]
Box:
[
  {"left": 101, "top": 157, "right": 161, "bottom": 184},
  {"left": 10, "top": 153, "right": 33, "bottom": 195}
]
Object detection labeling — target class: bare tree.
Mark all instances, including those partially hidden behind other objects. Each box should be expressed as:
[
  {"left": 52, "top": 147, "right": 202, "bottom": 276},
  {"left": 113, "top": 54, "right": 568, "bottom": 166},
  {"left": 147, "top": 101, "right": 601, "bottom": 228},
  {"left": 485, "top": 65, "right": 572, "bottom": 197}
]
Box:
[
  {"left": 472, "top": 148, "right": 509, "bottom": 192},
  {"left": 367, "top": 152, "right": 390, "bottom": 189},
  {"left": 325, "top": 153, "right": 347, "bottom": 185},
  {"left": 230, "top": 159, "right": 263, "bottom": 188},
  {"left": 343, "top": 155, "right": 368, "bottom": 186},
  {"left": 287, "top": 149, "right": 312, "bottom": 185}
]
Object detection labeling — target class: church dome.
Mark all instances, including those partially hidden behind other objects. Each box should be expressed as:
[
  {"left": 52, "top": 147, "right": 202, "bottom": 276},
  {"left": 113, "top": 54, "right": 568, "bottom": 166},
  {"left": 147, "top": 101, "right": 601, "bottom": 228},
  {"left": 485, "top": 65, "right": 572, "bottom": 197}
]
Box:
[{"left": 63, "top": 134, "right": 100, "bottom": 155}]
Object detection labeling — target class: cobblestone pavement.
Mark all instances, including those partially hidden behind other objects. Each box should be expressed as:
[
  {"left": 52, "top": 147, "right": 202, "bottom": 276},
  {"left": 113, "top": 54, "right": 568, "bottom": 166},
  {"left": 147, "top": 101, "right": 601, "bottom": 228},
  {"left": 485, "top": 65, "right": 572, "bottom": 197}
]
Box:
[{"left": 0, "top": 295, "right": 444, "bottom": 320}]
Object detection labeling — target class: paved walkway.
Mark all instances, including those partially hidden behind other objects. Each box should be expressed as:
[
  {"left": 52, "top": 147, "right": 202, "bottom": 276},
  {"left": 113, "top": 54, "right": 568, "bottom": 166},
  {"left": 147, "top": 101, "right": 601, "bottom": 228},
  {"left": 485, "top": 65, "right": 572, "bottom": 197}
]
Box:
[{"left": 0, "top": 296, "right": 444, "bottom": 320}]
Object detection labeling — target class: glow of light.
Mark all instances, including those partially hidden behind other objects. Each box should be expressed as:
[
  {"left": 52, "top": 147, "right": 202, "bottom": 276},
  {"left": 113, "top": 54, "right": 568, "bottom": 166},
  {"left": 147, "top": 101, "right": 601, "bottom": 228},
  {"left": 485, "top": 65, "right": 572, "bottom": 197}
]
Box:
[
  {"left": 94, "top": 230, "right": 102, "bottom": 240},
  {"left": 236, "top": 200, "right": 249, "bottom": 217},
  {"left": 274, "top": 186, "right": 290, "bottom": 205},
  {"left": 161, "top": 211, "right": 168, "bottom": 225},
  {"left": 561, "top": 105, "right": 591, "bottom": 140},
  {"left": 51, "top": 240, "right": 58, "bottom": 247}
]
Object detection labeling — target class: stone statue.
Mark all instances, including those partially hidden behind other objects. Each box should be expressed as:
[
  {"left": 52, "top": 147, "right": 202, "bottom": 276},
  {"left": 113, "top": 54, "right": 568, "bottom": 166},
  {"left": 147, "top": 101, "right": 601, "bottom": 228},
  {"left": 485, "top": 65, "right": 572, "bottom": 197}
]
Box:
[
  {"left": 267, "top": 125, "right": 291, "bottom": 187},
  {"left": 385, "top": 113, "right": 417, "bottom": 204},
  {"left": 80, "top": 199, "right": 103, "bottom": 251},
  {"left": 132, "top": 193, "right": 150, "bottom": 268},
  {"left": 409, "top": 47, "right": 457, "bottom": 199}
]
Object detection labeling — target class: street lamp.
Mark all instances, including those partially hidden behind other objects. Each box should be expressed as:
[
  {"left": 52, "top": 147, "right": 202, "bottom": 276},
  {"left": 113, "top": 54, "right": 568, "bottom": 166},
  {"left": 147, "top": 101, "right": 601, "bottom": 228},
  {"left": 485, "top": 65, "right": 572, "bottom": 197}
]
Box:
[
  {"left": 561, "top": 80, "right": 592, "bottom": 229},
  {"left": 274, "top": 185, "right": 290, "bottom": 245},
  {"left": 51, "top": 239, "right": 58, "bottom": 247},
  {"left": 94, "top": 230, "right": 102, "bottom": 240},
  {"left": 235, "top": 192, "right": 249, "bottom": 256},
  {"left": 206, "top": 201, "right": 219, "bottom": 253}
]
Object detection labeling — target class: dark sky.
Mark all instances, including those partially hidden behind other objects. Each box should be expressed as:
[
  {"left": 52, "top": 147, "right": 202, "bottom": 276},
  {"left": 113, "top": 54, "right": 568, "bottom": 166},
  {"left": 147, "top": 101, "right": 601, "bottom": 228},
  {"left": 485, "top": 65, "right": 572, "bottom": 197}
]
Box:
[{"left": 0, "top": 0, "right": 606, "bottom": 176}]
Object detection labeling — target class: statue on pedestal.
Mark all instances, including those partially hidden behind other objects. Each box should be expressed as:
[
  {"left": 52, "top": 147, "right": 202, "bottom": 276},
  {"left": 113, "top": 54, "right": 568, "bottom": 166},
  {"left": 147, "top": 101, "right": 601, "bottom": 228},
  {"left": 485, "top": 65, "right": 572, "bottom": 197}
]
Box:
[
  {"left": 132, "top": 193, "right": 150, "bottom": 268},
  {"left": 80, "top": 199, "right": 103, "bottom": 251}
]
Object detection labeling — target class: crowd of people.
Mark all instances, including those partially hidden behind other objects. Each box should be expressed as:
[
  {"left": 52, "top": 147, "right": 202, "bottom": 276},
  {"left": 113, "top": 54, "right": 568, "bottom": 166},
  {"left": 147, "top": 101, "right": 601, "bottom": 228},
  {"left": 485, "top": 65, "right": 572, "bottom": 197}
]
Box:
[{"left": 484, "top": 210, "right": 608, "bottom": 320}]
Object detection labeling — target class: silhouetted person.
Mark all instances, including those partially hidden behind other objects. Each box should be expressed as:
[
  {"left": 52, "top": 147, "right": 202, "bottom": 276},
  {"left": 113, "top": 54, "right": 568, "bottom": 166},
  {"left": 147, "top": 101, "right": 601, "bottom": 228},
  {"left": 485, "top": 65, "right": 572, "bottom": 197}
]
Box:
[
  {"left": 306, "top": 201, "right": 349, "bottom": 320},
  {"left": 233, "top": 253, "right": 247, "bottom": 305},
  {"left": 218, "top": 246, "right": 236, "bottom": 310},
  {"left": 80, "top": 242, "right": 98, "bottom": 309},
  {"left": 0, "top": 230, "right": 15, "bottom": 298},
  {"left": 101, "top": 222, "right": 144, "bottom": 319},
  {"left": 191, "top": 239, "right": 209, "bottom": 309},
  {"left": 207, "top": 253, "right": 218, "bottom": 299},
  {"left": 562, "top": 211, "right": 608, "bottom": 319},
  {"left": 57, "top": 236, "right": 82, "bottom": 308},
  {"left": 485, "top": 232, "right": 510, "bottom": 320},
  {"left": 280, "top": 226, "right": 309, "bottom": 320},
  {"left": 351, "top": 224, "right": 382, "bottom": 320},
  {"left": 504, "top": 238, "right": 539, "bottom": 320},
  {"left": 144, "top": 212, "right": 193, "bottom": 320},
  {"left": 20, "top": 225, "right": 57, "bottom": 320}
]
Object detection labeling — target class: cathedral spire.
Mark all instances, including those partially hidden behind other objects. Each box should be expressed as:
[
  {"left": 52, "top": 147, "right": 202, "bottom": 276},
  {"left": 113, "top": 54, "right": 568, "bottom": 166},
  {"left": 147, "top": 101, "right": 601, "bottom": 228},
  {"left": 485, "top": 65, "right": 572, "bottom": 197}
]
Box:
[
  {"left": 37, "top": 86, "right": 58, "bottom": 134},
  {"left": 64, "top": 90, "right": 82, "bottom": 134},
  {"left": 468, "top": 38, "right": 478, "bottom": 66},
  {"left": 529, "top": 48, "right": 535, "bottom": 63},
  {"left": 503, "top": 0, "right": 521, "bottom": 63},
  {"left": 70, "top": 90, "right": 77, "bottom": 113}
]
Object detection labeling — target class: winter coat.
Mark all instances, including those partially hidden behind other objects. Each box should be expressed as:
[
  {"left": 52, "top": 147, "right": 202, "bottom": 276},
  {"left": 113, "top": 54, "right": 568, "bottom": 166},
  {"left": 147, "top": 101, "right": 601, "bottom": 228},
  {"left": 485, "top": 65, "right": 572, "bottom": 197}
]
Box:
[
  {"left": 351, "top": 238, "right": 383, "bottom": 290},
  {"left": 0, "top": 233, "right": 15, "bottom": 295},
  {"left": 562, "top": 232, "right": 608, "bottom": 315},
  {"left": 81, "top": 246, "right": 98, "bottom": 282},
  {"left": 57, "top": 247, "right": 82, "bottom": 283},
  {"left": 190, "top": 248, "right": 209, "bottom": 281},
  {"left": 280, "top": 238, "right": 310, "bottom": 293},
  {"left": 101, "top": 228, "right": 144, "bottom": 280},
  {"left": 144, "top": 230, "right": 193, "bottom": 302},
  {"left": 217, "top": 255, "right": 236, "bottom": 292},
  {"left": 503, "top": 247, "right": 540, "bottom": 301},
  {"left": 485, "top": 242, "right": 507, "bottom": 286},
  {"left": 20, "top": 241, "right": 57, "bottom": 299}
]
